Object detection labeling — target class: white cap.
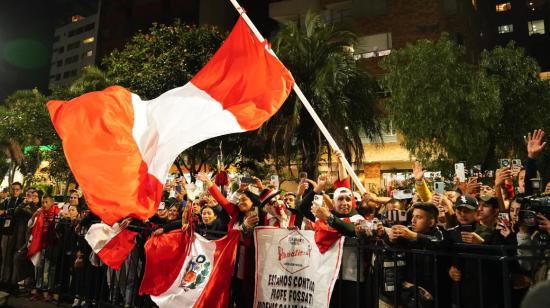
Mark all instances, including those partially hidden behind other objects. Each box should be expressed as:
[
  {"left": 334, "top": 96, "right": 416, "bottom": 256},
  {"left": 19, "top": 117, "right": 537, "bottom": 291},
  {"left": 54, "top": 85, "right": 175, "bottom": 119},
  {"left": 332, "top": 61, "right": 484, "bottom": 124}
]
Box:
[{"left": 333, "top": 187, "right": 352, "bottom": 201}]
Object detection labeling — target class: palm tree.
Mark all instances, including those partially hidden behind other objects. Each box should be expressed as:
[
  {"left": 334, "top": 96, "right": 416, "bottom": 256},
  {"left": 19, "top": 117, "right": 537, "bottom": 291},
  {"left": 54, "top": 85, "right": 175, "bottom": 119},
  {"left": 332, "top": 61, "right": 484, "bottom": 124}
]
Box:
[{"left": 262, "top": 11, "right": 382, "bottom": 177}]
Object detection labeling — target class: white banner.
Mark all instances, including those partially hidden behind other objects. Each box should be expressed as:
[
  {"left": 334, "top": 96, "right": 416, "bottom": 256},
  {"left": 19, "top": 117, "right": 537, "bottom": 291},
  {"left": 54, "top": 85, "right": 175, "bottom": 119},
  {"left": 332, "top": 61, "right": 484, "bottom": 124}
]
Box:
[{"left": 253, "top": 227, "right": 344, "bottom": 308}]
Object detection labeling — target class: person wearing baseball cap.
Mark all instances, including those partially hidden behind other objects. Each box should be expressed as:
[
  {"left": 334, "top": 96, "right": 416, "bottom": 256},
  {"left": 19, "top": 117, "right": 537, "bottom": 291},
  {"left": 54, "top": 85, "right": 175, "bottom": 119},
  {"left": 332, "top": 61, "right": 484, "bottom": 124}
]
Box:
[{"left": 447, "top": 194, "right": 502, "bottom": 308}]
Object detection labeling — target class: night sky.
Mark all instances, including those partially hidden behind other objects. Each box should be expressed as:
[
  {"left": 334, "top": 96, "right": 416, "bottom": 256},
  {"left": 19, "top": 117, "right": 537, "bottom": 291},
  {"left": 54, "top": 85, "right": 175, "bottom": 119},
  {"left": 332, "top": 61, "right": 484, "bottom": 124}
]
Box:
[{"left": 0, "top": 0, "right": 97, "bottom": 101}]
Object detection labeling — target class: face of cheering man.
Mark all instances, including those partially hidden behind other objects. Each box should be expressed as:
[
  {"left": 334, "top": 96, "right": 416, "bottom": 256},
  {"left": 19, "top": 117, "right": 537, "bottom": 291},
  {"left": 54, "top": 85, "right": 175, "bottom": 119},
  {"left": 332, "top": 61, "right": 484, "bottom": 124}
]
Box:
[
  {"left": 334, "top": 191, "right": 353, "bottom": 215},
  {"left": 284, "top": 194, "right": 296, "bottom": 209},
  {"left": 42, "top": 196, "right": 54, "bottom": 210},
  {"left": 411, "top": 208, "right": 435, "bottom": 234},
  {"left": 456, "top": 207, "right": 477, "bottom": 225},
  {"left": 10, "top": 183, "right": 22, "bottom": 198}
]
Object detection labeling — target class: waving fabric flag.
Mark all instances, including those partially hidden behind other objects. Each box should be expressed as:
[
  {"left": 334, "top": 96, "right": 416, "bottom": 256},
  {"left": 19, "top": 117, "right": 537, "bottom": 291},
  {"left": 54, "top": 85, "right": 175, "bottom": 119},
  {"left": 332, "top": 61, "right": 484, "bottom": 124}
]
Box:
[
  {"left": 47, "top": 17, "right": 294, "bottom": 227},
  {"left": 139, "top": 230, "right": 240, "bottom": 308},
  {"left": 27, "top": 206, "right": 60, "bottom": 266},
  {"left": 84, "top": 222, "right": 138, "bottom": 270}
]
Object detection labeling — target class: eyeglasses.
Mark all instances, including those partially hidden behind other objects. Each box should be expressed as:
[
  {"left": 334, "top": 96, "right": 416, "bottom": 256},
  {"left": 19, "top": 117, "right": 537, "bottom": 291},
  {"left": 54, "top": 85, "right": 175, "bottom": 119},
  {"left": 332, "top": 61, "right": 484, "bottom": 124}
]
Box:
[{"left": 70, "top": 197, "right": 78, "bottom": 199}]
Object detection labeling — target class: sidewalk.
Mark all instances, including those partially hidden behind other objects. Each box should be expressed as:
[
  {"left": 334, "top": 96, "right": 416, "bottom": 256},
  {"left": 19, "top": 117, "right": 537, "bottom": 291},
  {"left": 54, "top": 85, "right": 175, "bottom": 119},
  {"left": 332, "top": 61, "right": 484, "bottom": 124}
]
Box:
[{"left": 4, "top": 295, "right": 70, "bottom": 308}]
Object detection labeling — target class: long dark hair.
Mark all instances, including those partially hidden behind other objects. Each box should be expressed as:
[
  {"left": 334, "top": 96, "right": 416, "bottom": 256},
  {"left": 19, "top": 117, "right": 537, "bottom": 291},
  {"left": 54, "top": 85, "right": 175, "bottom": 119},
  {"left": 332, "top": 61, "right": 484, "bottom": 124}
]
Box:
[{"left": 236, "top": 191, "right": 262, "bottom": 225}]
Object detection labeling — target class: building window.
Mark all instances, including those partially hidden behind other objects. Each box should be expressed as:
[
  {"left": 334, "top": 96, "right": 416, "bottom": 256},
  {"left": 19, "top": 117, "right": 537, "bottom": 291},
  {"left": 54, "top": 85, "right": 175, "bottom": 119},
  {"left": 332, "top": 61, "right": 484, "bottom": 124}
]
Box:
[
  {"left": 57, "top": 60, "right": 62, "bottom": 67},
  {"left": 63, "top": 69, "right": 78, "bottom": 79},
  {"left": 327, "top": 5, "right": 353, "bottom": 24},
  {"left": 82, "top": 50, "right": 93, "bottom": 58},
  {"left": 528, "top": 20, "right": 545, "bottom": 35},
  {"left": 353, "top": 32, "right": 392, "bottom": 60},
  {"left": 496, "top": 2, "right": 512, "bottom": 12},
  {"left": 84, "top": 23, "right": 95, "bottom": 31},
  {"left": 83, "top": 37, "right": 95, "bottom": 44},
  {"left": 498, "top": 24, "right": 514, "bottom": 34},
  {"left": 384, "top": 120, "right": 397, "bottom": 137},
  {"left": 72, "top": 15, "right": 85, "bottom": 23},
  {"left": 527, "top": 0, "right": 545, "bottom": 11},
  {"left": 65, "top": 55, "right": 79, "bottom": 65},
  {"left": 67, "top": 41, "right": 80, "bottom": 51}
]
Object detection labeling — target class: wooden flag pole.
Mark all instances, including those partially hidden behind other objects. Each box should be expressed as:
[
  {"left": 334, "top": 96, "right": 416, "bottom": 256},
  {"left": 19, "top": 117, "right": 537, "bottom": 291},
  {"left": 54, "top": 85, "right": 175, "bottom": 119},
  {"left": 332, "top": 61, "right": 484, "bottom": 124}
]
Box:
[{"left": 228, "top": 0, "right": 367, "bottom": 194}]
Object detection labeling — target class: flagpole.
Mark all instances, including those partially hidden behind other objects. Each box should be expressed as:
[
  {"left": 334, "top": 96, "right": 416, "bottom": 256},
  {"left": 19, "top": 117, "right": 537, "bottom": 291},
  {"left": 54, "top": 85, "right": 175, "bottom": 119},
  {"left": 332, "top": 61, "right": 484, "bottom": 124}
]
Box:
[{"left": 228, "top": 0, "right": 367, "bottom": 194}]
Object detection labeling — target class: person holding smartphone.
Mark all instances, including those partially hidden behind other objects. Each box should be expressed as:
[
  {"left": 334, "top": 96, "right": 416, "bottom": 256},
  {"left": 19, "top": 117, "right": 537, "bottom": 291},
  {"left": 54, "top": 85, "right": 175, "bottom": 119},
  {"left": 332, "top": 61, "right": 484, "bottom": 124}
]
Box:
[
  {"left": 447, "top": 195, "right": 505, "bottom": 308},
  {"left": 197, "top": 172, "right": 263, "bottom": 308},
  {"left": 382, "top": 202, "right": 449, "bottom": 307}
]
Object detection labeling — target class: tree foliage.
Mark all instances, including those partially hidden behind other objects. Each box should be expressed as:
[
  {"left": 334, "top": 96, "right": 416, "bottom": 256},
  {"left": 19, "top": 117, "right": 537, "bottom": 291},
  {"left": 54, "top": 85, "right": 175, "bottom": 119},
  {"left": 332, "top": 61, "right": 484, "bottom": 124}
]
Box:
[
  {"left": 381, "top": 35, "right": 549, "bottom": 169},
  {"left": 0, "top": 89, "right": 57, "bottom": 186},
  {"left": 269, "top": 11, "right": 382, "bottom": 176},
  {"left": 103, "top": 20, "right": 225, "bottom": 100}
]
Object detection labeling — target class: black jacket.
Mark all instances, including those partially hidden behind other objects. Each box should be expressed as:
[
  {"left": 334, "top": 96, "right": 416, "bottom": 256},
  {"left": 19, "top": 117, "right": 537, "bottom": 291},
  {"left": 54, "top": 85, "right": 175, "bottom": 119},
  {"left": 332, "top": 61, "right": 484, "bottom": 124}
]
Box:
[
  {"left": 298, "top": 189, "right": 357, "bottom": 237},
  {"left": 391, "top": 226, "right": 450, "bottom": 302}
]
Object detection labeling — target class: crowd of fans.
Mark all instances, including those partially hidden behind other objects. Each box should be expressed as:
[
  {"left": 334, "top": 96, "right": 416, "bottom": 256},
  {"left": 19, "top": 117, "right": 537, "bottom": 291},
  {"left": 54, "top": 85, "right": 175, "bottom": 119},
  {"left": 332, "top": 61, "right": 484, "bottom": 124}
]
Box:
[{"left": 0, "top": 129, "right": 549, "bottom": 308}]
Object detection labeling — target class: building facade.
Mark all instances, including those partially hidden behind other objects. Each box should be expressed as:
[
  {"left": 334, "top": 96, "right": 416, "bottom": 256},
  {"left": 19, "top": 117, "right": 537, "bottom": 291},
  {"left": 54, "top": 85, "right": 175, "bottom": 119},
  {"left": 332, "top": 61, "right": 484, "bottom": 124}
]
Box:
[
  {"left": 96, "top": 0, "right": 276, "bottom": 62},
  {"left": 477, "top": 0, "right": 550, "bottom": 74},
  {"left": 49, "top": 14, "right": 99, "bottom": 87},
  {"left": 269, "top": 0, "right": 479, "bottom": 190}
]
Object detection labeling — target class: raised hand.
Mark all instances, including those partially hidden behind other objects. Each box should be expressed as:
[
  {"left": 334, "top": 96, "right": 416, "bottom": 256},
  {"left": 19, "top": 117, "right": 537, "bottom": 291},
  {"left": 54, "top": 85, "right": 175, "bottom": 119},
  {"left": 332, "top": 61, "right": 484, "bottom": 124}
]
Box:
[
  {"left": 466, "top": 177, "right": 481, "bottom": 195},
  {"left": 197, "top": 172, "right": 213, "bottom": 187},
  {"left": 495, "top": 167, "right": 513, "bottom": 186},
  {"left": 413, "top": 161, "right": 424, "bottom": 182},
  {"left": 449, "top": 266, "right": 462, "bottom": 282},
  {"left": 120, "top": 218, "right": 132, "bottom": 230},
  {"left": 527, "top": 129, "right": 546, "bottom": 159},
  {"left": 252, "top": 176, "right": 264, "bottom": 190},
  {"left": 314, "top": 174, "right": 329, "bottom": 193},
  {"left": 296, "top": 181, "right": 309, "bottom": 197}
]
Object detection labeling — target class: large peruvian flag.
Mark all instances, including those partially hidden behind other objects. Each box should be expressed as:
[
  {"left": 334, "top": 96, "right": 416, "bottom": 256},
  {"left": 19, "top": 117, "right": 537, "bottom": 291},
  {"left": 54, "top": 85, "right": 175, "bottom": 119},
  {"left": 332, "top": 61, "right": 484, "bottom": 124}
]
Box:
[
  {"left": 47, "top": 17, "right": 293, "bottom": 265},
  {"left": 139, "top": 230, "right": 240, "bottom": 308}
]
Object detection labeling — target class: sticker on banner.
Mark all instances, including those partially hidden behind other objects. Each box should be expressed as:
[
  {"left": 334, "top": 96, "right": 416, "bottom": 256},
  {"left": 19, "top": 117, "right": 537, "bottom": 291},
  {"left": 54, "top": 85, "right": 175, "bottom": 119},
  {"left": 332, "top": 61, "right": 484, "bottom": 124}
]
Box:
[
  {"left": 179, "top": 254, "right": 211, "bottom": 291},
  {"left": 278, "top": 230, "right": 311, "bottom": 274}
]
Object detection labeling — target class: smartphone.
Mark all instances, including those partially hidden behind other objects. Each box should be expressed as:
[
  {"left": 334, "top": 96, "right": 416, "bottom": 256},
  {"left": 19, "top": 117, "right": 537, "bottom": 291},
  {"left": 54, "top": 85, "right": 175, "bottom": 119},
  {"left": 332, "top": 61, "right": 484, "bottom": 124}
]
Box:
[
  {"left": 175, "top": 184, "right": 182, "bottom": 193},
  {"left": 313, "top": 194, "right": 324, "bottom": 207},
  {"left": 499, "top": 158, "right": 511, "bottom": 168},
  {"left": 360, "top": 219, "right": 373, "bottom": 231},
  {"left": 455, "top": 163, "right": 466, "bottom": 182},
  {"left": 393, "top": 189, "right": 413, "bottom": 200},
  {"left": 434, "top": 182, "right": 445, "bottom": 194},
  {"left": 240, "top": 176, "right": 255, "bottom": 184},
  {"left": 459, "top": 224, "right": 474, "bottom": 232},
  {"left": 158, "top": 201, "right": 166, "bottom": 210},
  {"left": 270, "top": 175, "right": 279, "bottom": 189},
  {"left": 511, "top": 159, "right": 522, "bottom": 168},
  {"left": 498, "top": 213, "right": 510, "bottom": 227},
  {"left": 299, "top": 172, "right": 308, "bottom": 183},
  {"left": 251, "top": 207, "right": 259, "bottom": 217}
]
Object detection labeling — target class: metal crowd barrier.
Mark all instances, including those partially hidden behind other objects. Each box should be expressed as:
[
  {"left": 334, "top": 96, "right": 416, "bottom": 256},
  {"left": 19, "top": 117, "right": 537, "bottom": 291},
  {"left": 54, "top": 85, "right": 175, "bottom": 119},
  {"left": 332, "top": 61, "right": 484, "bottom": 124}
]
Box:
[{"left": 1, "top": 218, "right": 550, "bottom": 308}]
